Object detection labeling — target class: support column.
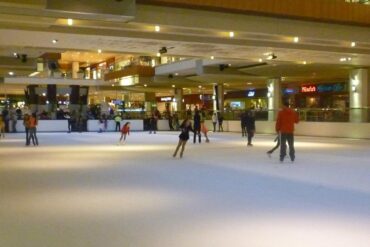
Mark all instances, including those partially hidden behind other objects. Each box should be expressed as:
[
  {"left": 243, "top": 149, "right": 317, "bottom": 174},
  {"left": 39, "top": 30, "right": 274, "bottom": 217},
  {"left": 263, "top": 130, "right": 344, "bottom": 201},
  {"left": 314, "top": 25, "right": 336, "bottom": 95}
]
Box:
[
  {"left": 349, "top": 69, "right": 369, "bottom": 122},
  {"left": 174, "top": 88, "right": 184, "bottom": 112},
  {"left": 69, "top": 85, "right": 80, "bottom": 112},
  {"left": 213, "top": 83, "right": 224, "bottom": 113},
  {"left": 26, "top": 85, "right": 38, "bottom": 113},
  {"left": 72, "top": 61, "right": 80, "bottom": 79},
  {"left": 267, "top": 78, "right": 281, "bottom": 121},
  {"left": 47, "top": 84, "right": 57, "bottom": 118}
]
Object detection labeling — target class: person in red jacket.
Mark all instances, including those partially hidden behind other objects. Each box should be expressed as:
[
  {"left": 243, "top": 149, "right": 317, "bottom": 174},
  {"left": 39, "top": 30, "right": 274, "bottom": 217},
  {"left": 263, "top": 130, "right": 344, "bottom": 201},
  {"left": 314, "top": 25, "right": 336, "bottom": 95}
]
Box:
[
  {"left": 118, "top": 122, "right": 130, "bottom": 144},
  {"left": 275, "top": 101, "right": 299, "bottom": 162}
]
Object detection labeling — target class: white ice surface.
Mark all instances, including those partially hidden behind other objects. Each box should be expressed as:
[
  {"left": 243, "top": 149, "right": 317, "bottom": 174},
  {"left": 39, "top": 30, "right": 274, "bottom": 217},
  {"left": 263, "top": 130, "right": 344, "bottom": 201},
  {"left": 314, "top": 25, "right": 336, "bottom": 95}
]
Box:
[{"left": 0, "top": 131, "right": 369, "bottom": 247}]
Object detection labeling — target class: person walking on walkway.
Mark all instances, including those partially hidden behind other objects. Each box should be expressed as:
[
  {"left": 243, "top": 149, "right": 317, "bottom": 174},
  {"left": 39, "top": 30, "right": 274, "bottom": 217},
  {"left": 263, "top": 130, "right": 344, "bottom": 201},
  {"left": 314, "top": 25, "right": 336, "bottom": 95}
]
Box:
[
  {"left": 245, "top": 108, "right": 256, "bottom": 146},
  {"left": 27, "top": 112, "right": 39, "bottom": 146},
  {"left": 173, "top": 119, "right": 193, "bottom": 158},
  {"left": 276, "top": 101, "right": 299, "bottom": 162}
]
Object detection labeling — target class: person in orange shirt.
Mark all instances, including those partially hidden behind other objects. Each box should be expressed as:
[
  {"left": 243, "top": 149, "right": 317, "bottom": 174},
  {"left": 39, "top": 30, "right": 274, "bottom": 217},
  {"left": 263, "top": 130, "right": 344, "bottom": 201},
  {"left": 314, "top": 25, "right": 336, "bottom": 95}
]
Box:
[
  {"left": 27, "top": 112, "right": 39, "bottom": 146},
  {"left": 118, "top": 122, "right": 130, "bottom": 144},
  {"left": 275, "top": 101, "right": 299, "bottom": 162}
]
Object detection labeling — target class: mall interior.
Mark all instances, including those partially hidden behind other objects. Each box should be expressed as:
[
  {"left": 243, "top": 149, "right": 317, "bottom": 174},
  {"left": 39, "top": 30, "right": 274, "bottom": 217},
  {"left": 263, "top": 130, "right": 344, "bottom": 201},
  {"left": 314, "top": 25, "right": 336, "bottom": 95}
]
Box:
[
  {"left": 0, "top": 0, "right": 368, "bottom": 138},
  {"left": 0, "top": 1, "right": 370, "bottom": 247}
]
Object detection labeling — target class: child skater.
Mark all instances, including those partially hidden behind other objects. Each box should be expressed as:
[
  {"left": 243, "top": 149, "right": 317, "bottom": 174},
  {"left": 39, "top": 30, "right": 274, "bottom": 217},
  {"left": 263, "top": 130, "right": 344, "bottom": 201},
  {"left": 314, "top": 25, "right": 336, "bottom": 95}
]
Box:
[
  {"left": 267, "top": 132, "right": 280, "bottom": 158},
  {"left": 118, "top": 122, "right": 130, "bottom": 144},
  {"left": 173, "top": 118, "right": 193, "bottom": 158},
  {"left": 201, "top": 120, "right": 210, "bottom": 143}
]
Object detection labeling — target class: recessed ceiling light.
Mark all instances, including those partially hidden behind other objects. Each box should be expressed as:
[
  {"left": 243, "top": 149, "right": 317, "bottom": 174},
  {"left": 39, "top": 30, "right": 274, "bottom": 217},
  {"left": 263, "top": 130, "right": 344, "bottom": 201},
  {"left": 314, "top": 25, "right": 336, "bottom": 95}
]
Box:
[
  {"left": 156, "top": 52, "right": 161, "bottom": 57},
  {"left": 347, "top": 57, "right": 352, "bottom": 61},
  {"left": 98, "top": 49, "right": 102, "bottom": 53},
  {"left": 52, "top": 39, "right": 58, "bottom": 44},
  {"left": 293, "top": 37, "right": 299, "bottom": 43},
  {"left": 198, "top": 85, "right": 202, "bottom": 88},
  {"left": 13, "top": 52, "right": 17, "bottom": 57},
  {"left": 258, "top": 58, "right": 263, "bottom": 62},
  {"left": 229, "top": 31, "right": 234, "bottom": 38},
  {"left": 67, "top": 18, "right": 73, "bottom": 26},
  {"left": 155, "top": 25, "right": 160, "bottom": 32},
  {"left": 228, "top": 64, "right": 231, "bottom": 66},
  {"left": 175, "top": 73, "right": 179, "bottom": 76},
  {"left": 8, "top": 71, "right": 14, "bottom": 76},
  {"left": 111, "top": 84, "right": 115, "bottom": 87},
  {"left": 144, "top": 84, "right": 147, "bottom": 87},
  {"left": 210, "top": 56, "right": 214, "bottom": 60},
  {"left": 340, "top": 57, "right": 347, "bottom": 62},
  {"left": 247, "top": 82, "right": 252, "bottom": 85},
  {"left": 303, "top": 61, "right": 307, "bottom": 65},
  {"left": 172, "top": 85, "right": 175, "bottom": 88},
  {"left": 42, "top": 93, "right": 46, "bottom": 96},
  {"left": 351, "top": 42, "right": 356, "bottom": 47}
]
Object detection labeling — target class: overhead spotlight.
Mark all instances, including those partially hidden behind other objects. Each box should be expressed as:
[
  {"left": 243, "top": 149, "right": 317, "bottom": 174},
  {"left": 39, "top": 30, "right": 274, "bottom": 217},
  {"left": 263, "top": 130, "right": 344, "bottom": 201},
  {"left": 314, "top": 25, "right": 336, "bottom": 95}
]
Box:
[
  {"left": 8, "top": 71, "right": 14, "bottom": 76},
  {"left": 266, "top": 53, "right": 277, "bottom": 60},
  {"left": 13, "top": 52, "right": 18, "bottom": 57},
  {"left": 159, "top": 47, "right": 167, "bottom": 54},
  {"left": 52, "top": 39, "right": 58, "bottom": 44},
  {"left": 67, "top": 18, "right": 73, "bottom": 26},
  {"left": 293, "top": 37, "right": 299, "bottom": 43},
  {"left": 155, "top": 25, "right": 160, "bottom": 32},
  {"left": 21, "top": 54, "right": 27, "bottom": 63}
]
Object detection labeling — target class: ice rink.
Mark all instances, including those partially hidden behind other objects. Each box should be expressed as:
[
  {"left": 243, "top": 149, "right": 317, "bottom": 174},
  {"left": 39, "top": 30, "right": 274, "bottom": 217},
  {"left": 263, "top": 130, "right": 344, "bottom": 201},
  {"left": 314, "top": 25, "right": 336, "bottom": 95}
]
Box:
[{"left": 0, "top": 131, "right": 370, "bottom": 247}]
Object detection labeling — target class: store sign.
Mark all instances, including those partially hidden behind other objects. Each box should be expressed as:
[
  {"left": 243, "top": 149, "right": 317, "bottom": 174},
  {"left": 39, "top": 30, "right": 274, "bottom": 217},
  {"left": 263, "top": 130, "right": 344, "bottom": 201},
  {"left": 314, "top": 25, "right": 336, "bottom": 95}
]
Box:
[
  {"left": 247, "top": 90, "right": 256, "bottom": 97},
  {"left": 317, "top": 84, "right": 344, "bottom": 93},
  {"left": 301, "top": 85, "right": 317, "bottom": 93},
  {"left": 284, "top": 88, "right": 296, "bottom": 94},
  {"left": 160, "top": 97, "right": 173, "bottom": 102}
]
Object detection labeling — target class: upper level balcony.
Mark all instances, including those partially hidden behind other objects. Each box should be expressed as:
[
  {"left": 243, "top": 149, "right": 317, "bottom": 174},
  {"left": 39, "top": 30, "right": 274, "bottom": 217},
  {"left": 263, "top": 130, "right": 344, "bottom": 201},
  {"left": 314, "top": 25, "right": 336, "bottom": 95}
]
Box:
[{"left": 138, "top": 0, "right": 370, "bottom": 26}]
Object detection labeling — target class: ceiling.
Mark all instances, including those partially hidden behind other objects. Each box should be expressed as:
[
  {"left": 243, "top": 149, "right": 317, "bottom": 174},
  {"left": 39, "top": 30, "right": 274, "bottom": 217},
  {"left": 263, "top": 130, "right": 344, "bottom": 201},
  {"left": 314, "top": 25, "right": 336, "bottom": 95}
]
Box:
[{"left": 0, "top": 0, "right": 369, "bottom": 96}]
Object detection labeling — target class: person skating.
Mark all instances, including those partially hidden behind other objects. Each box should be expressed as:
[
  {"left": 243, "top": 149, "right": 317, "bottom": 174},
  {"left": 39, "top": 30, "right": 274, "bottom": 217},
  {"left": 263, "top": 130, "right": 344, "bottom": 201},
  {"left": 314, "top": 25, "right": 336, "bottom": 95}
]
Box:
[
  {"left": 267, "top": 134, "right": 280, "bottom": 158},
  {"left": 23, "top": 113, "right": 30, "bottom": 145},
  {"left": 173, "top": 119, "right": 194, "bottom": 158},
  {"left": 245, "top": 107, "right": 256, "bottom": 146},
  {"left": 114, "top": 114, "right": 122, "bottom": 132},
  {"left": 27, "top": 112, "right": 39, "bottom": 146},
  {"left": 118, "top": 122, "right": 130, "bottom": 144},
  {"left": 218, "top": 113, "right": 224, "bottom": 132},
  {"left": 276, "top": 101, "right": 299, "bottom": 162},
  {"left": 193, "top": 110, "right": 201, "bottom": 143},
  {"left": 201, "top": 120, "right": 210, "bottom": 143},
  {"left": 212, "top": 113, "right": 218, "bottom": 132}
]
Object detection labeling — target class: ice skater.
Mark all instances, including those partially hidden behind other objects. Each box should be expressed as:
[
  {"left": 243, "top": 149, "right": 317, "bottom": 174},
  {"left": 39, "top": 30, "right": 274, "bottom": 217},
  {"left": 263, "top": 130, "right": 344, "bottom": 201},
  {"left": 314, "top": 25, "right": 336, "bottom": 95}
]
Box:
[
  {"left": 118, "top": 122, "right": 130, "bottom": 144},
  {"left": 173, "top": 119, "right": 193, "bottom": 158},
  {"left": 201, "top": 120, "right": 210, "bottom": 143},
  {"left": 267, "top": 133, "right": 280, "bottom": 158}
]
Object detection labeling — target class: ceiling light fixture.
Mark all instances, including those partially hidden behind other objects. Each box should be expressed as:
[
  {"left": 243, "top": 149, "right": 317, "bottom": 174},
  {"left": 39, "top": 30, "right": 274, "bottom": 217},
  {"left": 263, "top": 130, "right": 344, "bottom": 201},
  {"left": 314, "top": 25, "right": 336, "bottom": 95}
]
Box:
[
  {"left": 258, "top": 58, "right": 263, "bottom": 63},
  {"left": 347, "top": 57, "right": 352, "bottom": 61},
  {"left": 144, "top": 84, "right": 147, "bottom": 87},
  {"left": 67, "top": 18, "right": 73, "bottom": 26},
  {"left": 210, "top": 56, "right": 214, "bottom": 60},
  {"left": 8, "top": 71, "right": 14, "bottom": 76},
  {"left": 52, "top": 39, "right": 58, "bottom": 44},
  {"left": 156, "top": 52, "right": 161, "bottom": 57},
  {"left": 229, "top": 31, "right": 234, "bottom": 38},
  {"left": 98, "top": 49, "right": 102, "bottom": 53},
  {"left": 293, "top": 37, "right": 299, "bottom": 43},
  {"left": 340, "top": 57, "right": 347, "bottom": 62},
  {"left": 303, "top": 61, "right": 307, "bottom": 65},
  {"left": 155, "top": 25, "right": 160, "bottom": 32},
  {"left": 172, "top": 85, "right": 175, "bottom": 88},
  {"left": 13, "top": 52, "right": 18, "bottom": 57},
  {"left": 351, "top": 42, "right": 356, "bottom": 47},
  {"left": 175, "top": 73, "right": 179, "bottom": 76}
]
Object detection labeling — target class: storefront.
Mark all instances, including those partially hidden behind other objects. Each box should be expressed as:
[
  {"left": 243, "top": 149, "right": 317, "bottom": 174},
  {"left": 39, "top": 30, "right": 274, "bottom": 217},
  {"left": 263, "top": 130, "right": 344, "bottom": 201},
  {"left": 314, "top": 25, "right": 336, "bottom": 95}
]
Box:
[
  {"left": 224, "top": 89, "right": 268, "bottom": 111},
  {"left": 285, "top": 82, "right": 349, "bottom": 109}
]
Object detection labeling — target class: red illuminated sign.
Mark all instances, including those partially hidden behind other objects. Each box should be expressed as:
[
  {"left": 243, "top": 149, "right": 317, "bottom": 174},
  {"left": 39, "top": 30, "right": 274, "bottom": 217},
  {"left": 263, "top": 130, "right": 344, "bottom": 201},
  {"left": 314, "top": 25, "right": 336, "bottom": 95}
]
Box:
[{"left": 301, "top": 85, "right": 317, "bottom": 93}]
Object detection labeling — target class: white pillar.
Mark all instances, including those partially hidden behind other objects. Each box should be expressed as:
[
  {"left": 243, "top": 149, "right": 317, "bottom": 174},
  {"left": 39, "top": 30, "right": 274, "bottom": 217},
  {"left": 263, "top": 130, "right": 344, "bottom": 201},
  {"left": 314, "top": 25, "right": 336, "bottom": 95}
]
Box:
[
  {"left": 349, "top": 69, "right": 369, "bottom": 122},
  {"left": 213, "top": 84, "right": 224, "bottom": 113},
  {"left": 267, "top": 78, "right": 281, "bottom": 121},
  {"left": 174, "top": 88, "right": 183, "bottom": 112},
  {"left": 72, "top": 61, "right": 80, "bottom": 79}
]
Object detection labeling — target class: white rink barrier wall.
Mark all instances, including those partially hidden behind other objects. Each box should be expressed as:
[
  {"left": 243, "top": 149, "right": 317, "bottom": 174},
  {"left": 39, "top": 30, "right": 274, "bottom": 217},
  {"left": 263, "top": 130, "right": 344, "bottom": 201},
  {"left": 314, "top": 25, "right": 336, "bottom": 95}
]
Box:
[{"left": 7, "top": 120, "right": 370, "bottom": 139}]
